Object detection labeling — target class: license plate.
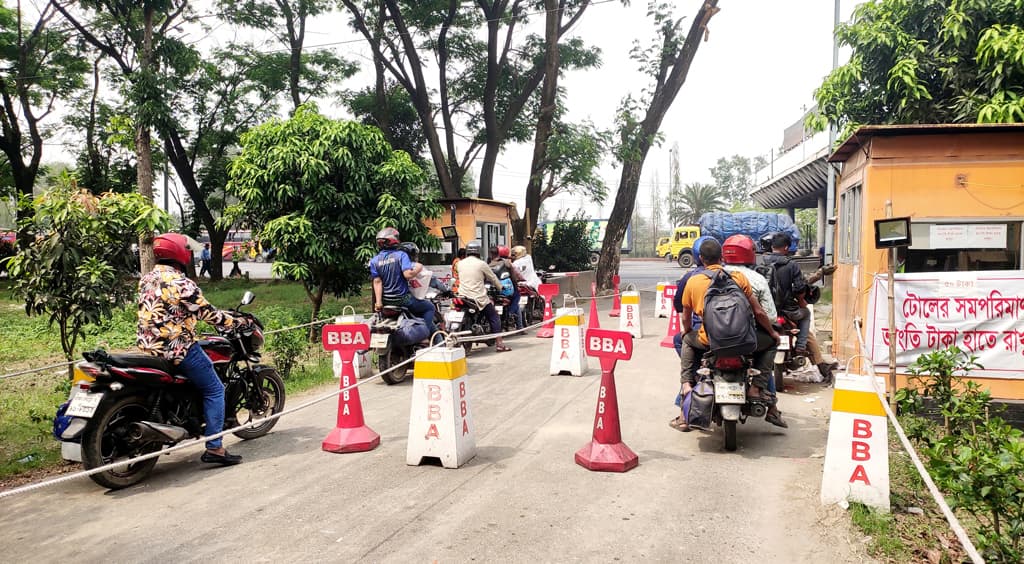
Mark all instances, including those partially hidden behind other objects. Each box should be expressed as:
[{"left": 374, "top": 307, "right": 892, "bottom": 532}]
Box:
[
  {"left": 519, "top": 296, "right": 528, "bottom": 307},
  {"left": 495, "top": 305, "right": 503, "bottom": 314},
  {"left": 446, "top": 310, "right": 464, "bottom": 323},
  {"left": 370, "top": 333, "right": 390, "bottom": 349},
  {"left": 66, "top": 392, "right": 104, "bottom": 418},
  {"left": 714, "top": 381, "right": 745, "bottom": 404}
]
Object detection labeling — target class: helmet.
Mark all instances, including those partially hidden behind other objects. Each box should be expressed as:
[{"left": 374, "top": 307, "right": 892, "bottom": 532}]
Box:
[
  {"left": 498, "top": 246, "right": 511, "bottom": 258},
  {"left": 153, "top": 233, "right": 190, "bottom": 269},
  {"left": 375, "top": 227, "right": 400, "bottom": 249},
  {"left": 465, "top": 240, "right": 482, "bottom": 257},
  {"left": 399, "top": 241, "right": 419, "bottom": 259},
  {"left": 511, "top": 245, "right": 527, "bottom": 260},
  {"left": 691, "top": 236, "right": 714, "bottom": 268},
  {"left": 722, "top": 234, "right": 756, "bottom": 265}
]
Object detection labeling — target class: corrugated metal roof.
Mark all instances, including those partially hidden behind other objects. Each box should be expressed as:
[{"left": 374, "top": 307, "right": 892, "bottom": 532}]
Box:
[{"left": 828, "top": 123, "right": 1024, "bottom": 163}]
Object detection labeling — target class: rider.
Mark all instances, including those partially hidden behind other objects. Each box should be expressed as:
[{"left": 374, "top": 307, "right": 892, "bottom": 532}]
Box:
[
  {"left": 456, "top": 241, "right": 511, "bottom": 352},
  {"left": 671, "top": 235, "right": 713, "bottom": 357},
  {"left": 510, "top": 245, "right": 541, "bottom": 290},
  {"left": 675, "top": 239, "right": 785, "bottom": 430},
  {"left": 137, "top": 233, "right": 248, "bottom": 466},
  {"left": 490, "top": 245, "right": 524, "bottom": 330},
  {"left": 369, "top": 227, "right": 433, "bottom": 330},
  {"left": 722, "top": 234, "right": 787, "bottom": 426}
]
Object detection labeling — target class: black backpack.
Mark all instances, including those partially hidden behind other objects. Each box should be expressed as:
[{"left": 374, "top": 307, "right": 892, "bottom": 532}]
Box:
[
  {"left": 755, "top": 256, "right": 794, "bottom": 313},
  {"left": 701, "top": 270, "right": 757, "bottom": 356}
]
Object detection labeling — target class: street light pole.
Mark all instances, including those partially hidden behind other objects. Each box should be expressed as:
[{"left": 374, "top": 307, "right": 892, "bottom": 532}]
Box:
[{"left": 824, "top": 0, "right": 840, "bottom": 265}]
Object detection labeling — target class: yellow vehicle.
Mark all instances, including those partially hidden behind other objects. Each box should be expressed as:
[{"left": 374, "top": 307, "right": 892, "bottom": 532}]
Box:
[
  {"left": 662, "top": 226, "right": 701, "bottom": 267},
  {"left": 655, "top": 237, "right": 671, "bottom": 260}
]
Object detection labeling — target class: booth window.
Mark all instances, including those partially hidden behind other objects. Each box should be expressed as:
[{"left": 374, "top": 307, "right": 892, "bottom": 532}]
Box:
[
  {"left": 838, "top": 185, "right": 862, "bottom": 263},
  {"left": 901, "top": 222, "right": 1022, "bottom": 273}
]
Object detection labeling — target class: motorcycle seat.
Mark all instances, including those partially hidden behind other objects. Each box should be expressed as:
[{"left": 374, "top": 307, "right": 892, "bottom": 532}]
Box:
[{"left": 107, "top": 353, "right": 174, "bottom": 374}]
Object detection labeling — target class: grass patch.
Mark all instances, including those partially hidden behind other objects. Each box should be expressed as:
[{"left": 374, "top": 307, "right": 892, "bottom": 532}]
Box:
[{"left": 849, "top": 426, "right": 967, "bottom": 563}]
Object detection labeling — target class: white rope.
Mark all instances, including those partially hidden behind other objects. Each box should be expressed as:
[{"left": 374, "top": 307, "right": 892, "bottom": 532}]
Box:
[
  {"left": 452, "top": 310, "right": 572, "bottom": 343},
  {"left": 0, "top": 341, "right": 444, "bottom": 500},
  {"left": 851, "top": 319, "right": 985, "bottom": 564},
  {"left": 0, "top": 361, "right": 75, "bottom": 381}
]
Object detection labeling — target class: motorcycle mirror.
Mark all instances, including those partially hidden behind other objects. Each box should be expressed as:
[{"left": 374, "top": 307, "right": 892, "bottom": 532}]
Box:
[{"left": 240, "top": 291, "right": 255, "bottom": 306}]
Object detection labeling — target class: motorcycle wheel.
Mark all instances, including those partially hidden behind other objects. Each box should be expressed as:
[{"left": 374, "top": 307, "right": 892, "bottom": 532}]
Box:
[
  {"left": 378, "top": 348, "right": 410, "bottom": 385},
  {"left": 773, "top": 364, "right": 785, "bottom": 395},
  {"left": 81, "top": 395, "right": 161, "bottom": 490},
  {"left": 723, "top": 420, "right": 738, "bottom": 452},
  {"left": 232, "top": 368, "right": 286, "bottom": 440}
]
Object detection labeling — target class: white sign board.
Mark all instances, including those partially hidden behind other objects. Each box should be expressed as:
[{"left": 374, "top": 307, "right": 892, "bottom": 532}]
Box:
[
  {"left": 968, "top": 224, "right": 1007, "bottom": 248},
  {"left": 865, "top": 271, "right": 1024, "bottom": 379},
  {"left": 929, "top": 224, "right": 1007, "bottom": 249},
  {"left": 929, "top": 225, "right": 968, "bottom": 249}
]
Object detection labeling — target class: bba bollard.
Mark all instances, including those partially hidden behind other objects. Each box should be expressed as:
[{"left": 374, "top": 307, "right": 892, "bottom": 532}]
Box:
[
  {"left": 575, "top": 328, "right": 638, "bottom": 473},
  {"left": 407, "top": 346, "right": 476, "bottom": 469},
  {"left": 321, "top": 323, "right": 380, "bottom": 453},
  {"left": 550, "top": 307, "right": 587, "bottom": 377}
]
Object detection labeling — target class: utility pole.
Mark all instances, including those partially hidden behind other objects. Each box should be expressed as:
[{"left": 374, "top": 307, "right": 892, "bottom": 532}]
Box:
[{"left": 824, "top": 0, "right": 840, "bottom": 265}]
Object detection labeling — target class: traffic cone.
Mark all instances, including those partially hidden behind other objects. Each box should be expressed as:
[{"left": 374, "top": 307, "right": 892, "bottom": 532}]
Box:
[
  {"left": 536, "top": 282, "right": 559, "bottom": 339},
  {"left": 608, "top": 275, "right": 622, "bottom": 317},
  {"left": 588, "top": 282, "right": 601, "bottom": 330},
  {"left": 322, "top": 326, "right": 380, "bottom": 453},
  {"left": 660, "top": 311, "right": 680, "bottom": 348},
  {"left": 575, "top": 356, "right": 638, "bottom": 472}
]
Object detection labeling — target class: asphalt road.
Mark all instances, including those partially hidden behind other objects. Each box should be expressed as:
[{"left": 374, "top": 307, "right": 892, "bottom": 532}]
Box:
[{"left": 0, "top": 301, "right": 870, "bottom": 562}]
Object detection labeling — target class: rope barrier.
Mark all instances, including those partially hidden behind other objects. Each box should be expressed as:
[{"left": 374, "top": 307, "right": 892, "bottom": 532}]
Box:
[
  {"left": 0, "top": 361, "right": 75, "bottom": 381},
  {"left": 0, "top": 340, "right": 446, "bottom": 500},
  {"left": 851, "top": 319, "right": 984, "bottom": 564}
]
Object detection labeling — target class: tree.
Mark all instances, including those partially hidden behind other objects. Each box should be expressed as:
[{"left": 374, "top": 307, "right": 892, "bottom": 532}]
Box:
[
  {"left": 346, "top": 81, "right": 427, "bottom": 164},
  {"left": 218, "top": 0, "right": 358, "bottom": 112},
  {"left": 676, "top": 182, "right": 727, "bottom": 225},
  {"left": 53, "top": 0, "right": 191, "bottom": 273},
  {"left": 709, "top": 154, "right": 753, "bottom": 206},
  {"left": 0, "top": 4, "right": 88, "bottom": 223},
  {"left": 5, "top": 179, "right": 169, "bottom": 375},
  {"left": 224, "top": 105, "right": 442, "bottom": 330},
  {"left": 595, "top": 0, "right": 720, "bottom": 289},
  {"left": 810, "top": 0, "right": 1024, "bottom": 137},
  {"left": 531, "top": 212, "right": 595, "bottom": 272},
  {"left": 339, "top": 0, "right": 600, "bottom": 199}
]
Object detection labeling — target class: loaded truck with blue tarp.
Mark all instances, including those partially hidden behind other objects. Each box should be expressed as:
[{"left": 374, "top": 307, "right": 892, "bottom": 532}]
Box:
[{"left": 665, "top": 211, "right": 801, "bottom": 268}]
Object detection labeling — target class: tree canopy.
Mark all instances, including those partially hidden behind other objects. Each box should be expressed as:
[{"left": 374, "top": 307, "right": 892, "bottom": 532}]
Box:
[{"left": 811, "top": 0, "right": 1024, "bottom": 136}]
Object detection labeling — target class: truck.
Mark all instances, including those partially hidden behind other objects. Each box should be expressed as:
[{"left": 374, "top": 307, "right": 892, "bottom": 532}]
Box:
[
  {"left": 664, "top": 212, "right": 801, "bottom": 268},
  {"left": 538, "top": 218, "right": 632, "bottom": 266}
]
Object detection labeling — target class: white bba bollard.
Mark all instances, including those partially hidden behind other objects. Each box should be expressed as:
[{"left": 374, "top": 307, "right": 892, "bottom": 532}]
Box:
[
  {"left": 618, "top": 289, "right": 643, "bottom": 338},
  {"left": 654, "top": 282, "right": 671, "bottom": 318},
  {"left": 550, "top": 307, "right": 587, "bottom": 376},
  {"left": 407, "top": 346, "right": 476, "bottom": 468}
]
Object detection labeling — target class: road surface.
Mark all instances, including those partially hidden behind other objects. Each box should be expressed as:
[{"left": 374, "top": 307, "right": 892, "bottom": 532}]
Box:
[{"left": 0, "top": 299, "right": 870, "bottom": 562}]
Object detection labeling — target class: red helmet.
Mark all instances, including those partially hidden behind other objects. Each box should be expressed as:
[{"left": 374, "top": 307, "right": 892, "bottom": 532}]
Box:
[
  {"left": 722, "top": 234, "right": 756, "bottom": 265},
  {"left": 498, "top": 245, "right": 511, "bottom": 258},
  {"left": 153, "top": 233, "right": 190, "bottom": 269},
  {"left": 376, "top": 227, "right": 400, "bottom": 249}
]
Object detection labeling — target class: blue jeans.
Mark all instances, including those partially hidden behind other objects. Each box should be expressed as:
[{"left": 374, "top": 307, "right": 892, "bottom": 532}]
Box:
[
  {"left": 404, "top": 294, "right": 435, "bottom": 329},
  {"left": 180, "top": 343, "right": 225, "bottom": 449},
  {"left": 484, "top": 303, "right": 500, "bottom": 334},
  {"left": 794, "top": 315, "right": 811, "bottom": 350},
  {"left": 509, "top": 287, "right": 523, "bottom": 329}
]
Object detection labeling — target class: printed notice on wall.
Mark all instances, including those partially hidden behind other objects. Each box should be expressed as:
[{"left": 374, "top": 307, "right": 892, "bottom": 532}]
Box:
[
  {"left": 967, "top": 224, "right": 1007, "bottom": 248},
  {"left": 930, "top": 225, "right": 968, "bottom": 249}
]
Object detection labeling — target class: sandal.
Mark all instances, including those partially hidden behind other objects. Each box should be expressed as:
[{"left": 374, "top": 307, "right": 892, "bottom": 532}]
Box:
[
  {"left": 765, "top": 411, "right": 789, "bottom": 429},
  {"left": 495, "top": 345, "right": 512, "bottom": 353},
  {"left": 669, "top": 416, "right": 691, "bottom": 432}
]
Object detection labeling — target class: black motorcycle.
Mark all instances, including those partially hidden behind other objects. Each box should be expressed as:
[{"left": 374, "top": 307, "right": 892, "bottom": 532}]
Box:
[
  {"left": 54, "top": 291, "right": 285, "bottom": 489},
  {"left": 446, "top": 285, "right": 502, "bottom": 355},
  {"left": 369, "top": 288, "right": 447, "bottom": 384}
]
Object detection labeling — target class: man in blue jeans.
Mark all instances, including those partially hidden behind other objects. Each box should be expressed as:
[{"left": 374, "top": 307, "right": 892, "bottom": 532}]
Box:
[
  {"left": 138, "top": 233, "right": 249, "bottom": 465},
  {"left": 369, "top": 227, "right": 434, "bottom": 329}
]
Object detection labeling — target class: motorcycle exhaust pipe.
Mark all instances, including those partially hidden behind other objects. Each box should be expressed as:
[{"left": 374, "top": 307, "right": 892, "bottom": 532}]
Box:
[{"left": 129, "top": 421, "right": 189, "bottom": 444}]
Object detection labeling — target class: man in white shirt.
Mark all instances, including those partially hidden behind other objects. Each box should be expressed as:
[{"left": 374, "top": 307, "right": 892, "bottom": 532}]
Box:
[
  {"left": 510, "top": 245, "right": 541, "bottom": 290},
  {"left": 456, "top": 241, "right": 510, "bottom": 352}
]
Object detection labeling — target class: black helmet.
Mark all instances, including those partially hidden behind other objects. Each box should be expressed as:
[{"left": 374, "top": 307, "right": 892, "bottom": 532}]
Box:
[
  {"left": 376, "top": 227, "right": 400, "bottom": 249},
  {"left": 465, "top": 240, "right": 482, "bottom": 257},
  {"left": 399, "top": 241, "right": 419, "bottom": 259}
]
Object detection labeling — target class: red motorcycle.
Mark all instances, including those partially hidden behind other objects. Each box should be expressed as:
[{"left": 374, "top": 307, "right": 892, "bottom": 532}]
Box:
[{"left": 53, "top": 291, "right": 284, "bottom": 489}]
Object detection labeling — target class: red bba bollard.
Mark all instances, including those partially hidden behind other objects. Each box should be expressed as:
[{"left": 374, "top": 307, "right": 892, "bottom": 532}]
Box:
[
  {"left": 321, "top": 324, "right": 380, "bottom": 453},
  {"left": 588, "top": 282, "right": 601, "bottom": 330},
  {"left": 609, "top": 275, "right": 622, "bottom": 317},
  {"left": 575, "top": 328, "right": 638, "bottom": 472},
  {"left": 536, "top": 283, "right": 560, "bottom": 339},
  {"left": 660, "top": 284, "right": 679, "bottom": 348}
]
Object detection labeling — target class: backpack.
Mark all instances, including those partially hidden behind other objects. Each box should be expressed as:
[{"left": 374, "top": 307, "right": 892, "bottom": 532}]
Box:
[
  {"left": 684, "top": 378, "right": 716, "bottom": 430},
  {"left": 754, "top": 258, "right": 787, "bottom": 313},
  {"left": 701, "top": 270, "right": 757, "bottom": 356},
  {"left": 756, "top": 257, "right": 811, "bottom": 321},
  {"left": 394, "top": 316, "right": 430, "bottom": 346}
]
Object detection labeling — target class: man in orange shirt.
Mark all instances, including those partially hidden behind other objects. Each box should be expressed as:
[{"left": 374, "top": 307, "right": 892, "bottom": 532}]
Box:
[{"left": 678, "top": 239, "right": 784, "bottom": 426}]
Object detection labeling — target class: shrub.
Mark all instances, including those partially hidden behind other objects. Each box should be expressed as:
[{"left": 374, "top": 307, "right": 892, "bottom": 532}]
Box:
[
  {"left": 532, "top": 211, "right": 596, "bottom": 272},
  {"left": 259, "top": 306, "right": 307, "bottom": 378}
]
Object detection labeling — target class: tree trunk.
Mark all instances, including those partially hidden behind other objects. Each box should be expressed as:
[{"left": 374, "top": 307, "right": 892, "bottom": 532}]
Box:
[
  {"left": 596, "top": 0, "right": 720, "bottom": 289},
  {"left": 136, "top": 6, "right": 156, "bottom": 274},
  {"left": 476, "top": 15, "right": 502, "bottom": 201},
  {"left": 522, "top": 0, "right": 561, "bottom": 248},
  {"left": 162, "top": 132, "right": 224, "bottom": 280}
]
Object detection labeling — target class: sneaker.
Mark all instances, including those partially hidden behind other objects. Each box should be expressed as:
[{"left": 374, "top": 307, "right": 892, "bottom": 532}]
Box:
[{"left": 766, "top": 410, "right": 789, "bottom": 428}]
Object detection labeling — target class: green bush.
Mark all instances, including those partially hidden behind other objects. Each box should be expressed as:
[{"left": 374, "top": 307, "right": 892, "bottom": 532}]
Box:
[
  {"left": 259, "top": 306, "right": 307, "bottom": 378},
  {"left": 533, "top": 212, "right": 596, "bottom": 272}
]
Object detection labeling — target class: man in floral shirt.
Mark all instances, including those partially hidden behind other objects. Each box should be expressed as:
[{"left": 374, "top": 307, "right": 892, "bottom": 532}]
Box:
[{"left": 137, "top": 233, "right": 246, "bottom": 465}]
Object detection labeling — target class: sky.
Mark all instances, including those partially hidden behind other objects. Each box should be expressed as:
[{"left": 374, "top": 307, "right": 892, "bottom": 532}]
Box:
[{"left": 27, "top": 0, "right": 858, "bottom": 222}]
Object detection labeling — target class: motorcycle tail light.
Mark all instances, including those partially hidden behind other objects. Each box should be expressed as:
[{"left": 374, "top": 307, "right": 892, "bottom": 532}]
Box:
[{"left": 714, "top": 357, "right": 744, "bottom": 370}]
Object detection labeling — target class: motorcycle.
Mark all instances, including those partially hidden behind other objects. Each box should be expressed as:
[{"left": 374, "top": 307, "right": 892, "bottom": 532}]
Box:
[
  {"left": 697, "top": 352, "right": 772, "bottom": 452},
  {"left": 368, "top": 289, "right": 446, "bottom": 385},
  {"left": 772, "top": 320, "right": 806, "bottom": 393},
  {"left": 445, "top": 285, "right": 502, "bottom": 355},
  {"left": 52, "top": 291, "right": 285, "bottom": 489},
  {"left": 517, "top": 282, "right": 545, "bottom": 326}
]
